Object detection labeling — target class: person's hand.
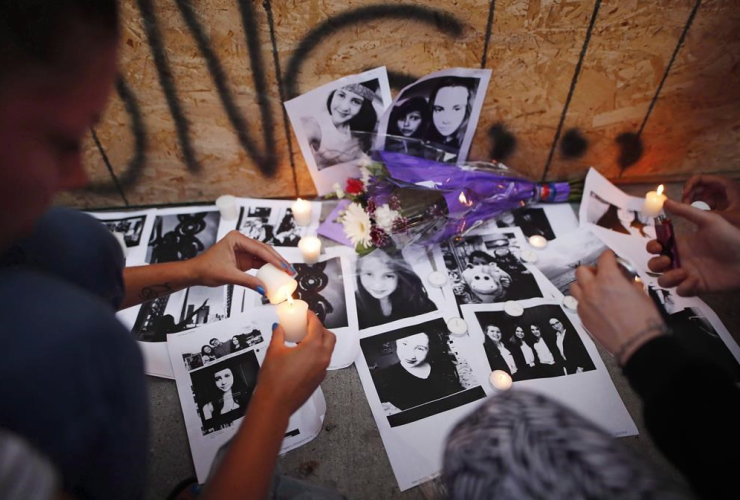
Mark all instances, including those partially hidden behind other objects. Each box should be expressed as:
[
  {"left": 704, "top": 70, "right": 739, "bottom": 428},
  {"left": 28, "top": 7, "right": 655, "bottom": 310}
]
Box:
[
  {"left": 255, "top": 312, "right": 336, "bottom": 415},
  {"left": 190, "top": 230, "right": 294, "bottom": 291},
  {"left": 682, "top": 174, "right": 740, "bottom": 227},
  {"left": 647, "top": 199, "right": 740, "bottom": 296},
  {"left": 571, "top": 250, "right": 666, "bottom": 365}
]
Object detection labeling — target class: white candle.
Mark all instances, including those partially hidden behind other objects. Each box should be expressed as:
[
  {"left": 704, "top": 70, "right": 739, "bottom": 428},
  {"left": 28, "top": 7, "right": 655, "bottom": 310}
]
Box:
[
  {"left": 298, "top": 236, "right": 322, "bottom": 265},
  {"left": 292, "top": 198, "right": 312, "bottom": 226},
  {"left": 489, "top": 370, "right": 513, "bottom": 391},
  {"left": 643, "top": 184, "right": 667, "bottom": 217},
  {"left": 528, "top": 235, "right": 548, "bottom": 249},
  {"left": 255, "top": 263, "right": 297, "bottom": 305},
  {"left": 276, "top": 297, "right": 309, "bottom": 342},
  {"left": 215, "top": 195, "right": 239, "bottom": 221}
]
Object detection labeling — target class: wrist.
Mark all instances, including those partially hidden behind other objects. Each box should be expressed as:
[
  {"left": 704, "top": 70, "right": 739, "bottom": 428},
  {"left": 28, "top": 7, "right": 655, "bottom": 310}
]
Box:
[
  {"left": 184, "top": 256, "right": 206, "bottom": 287},
  {"left": 616, "top": 320, "right": 669, "bottom": 367},
  {"left": 250, "top": 384, "right": 292, "bottom": 423}
]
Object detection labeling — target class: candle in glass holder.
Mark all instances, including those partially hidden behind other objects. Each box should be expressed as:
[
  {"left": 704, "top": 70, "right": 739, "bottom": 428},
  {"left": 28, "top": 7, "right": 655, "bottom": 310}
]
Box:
[
  {"left": 255, "top": 263, "right": 297, "bottom": 304},
  {"left": 643, "top": 184, "right": 667, "bottom": 217},
  {"left": 292, "top": 198, "right": 312, "bottom": 226},
  {"left": 489, "top": 370, "right": 513, "bottom": 391},
  {"left": 276, "top": 297, "right": 309, "bottom": 342},
  {"left": 298, "top": 235, "right": 322, "bottom": 265}
]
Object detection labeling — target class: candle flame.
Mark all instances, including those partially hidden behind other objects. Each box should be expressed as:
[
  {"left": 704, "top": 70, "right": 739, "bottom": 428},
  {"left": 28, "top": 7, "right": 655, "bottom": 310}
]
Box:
[{"left": 657, "top": 185, "right": 664, "bottom": 196}]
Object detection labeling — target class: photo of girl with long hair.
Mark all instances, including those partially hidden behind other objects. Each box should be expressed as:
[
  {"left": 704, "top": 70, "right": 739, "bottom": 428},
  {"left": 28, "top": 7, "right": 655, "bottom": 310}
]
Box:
[
  {"left": 301, "top": 80, "right": 380, "bottom": 170},
  {"left": 385, "top": 96, "right": 429, "bottom": 155},
  {"left": 361, "top": 318, "right": 484, "bottom": 427},
  {"left": 424, "top": 77, "right": 475, "bottom": 153},
  {"left": 190, "top": 351, "right": 259, "bottom": 435},
  {"left": 355, "top": 249, "right": 437, "bottom": 330}
]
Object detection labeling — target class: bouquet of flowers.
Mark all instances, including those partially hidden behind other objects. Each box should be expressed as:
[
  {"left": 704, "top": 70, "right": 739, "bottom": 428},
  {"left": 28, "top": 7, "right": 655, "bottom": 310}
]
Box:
[{"left": 331, "top": 150, "right": 583, "bottom": 255}]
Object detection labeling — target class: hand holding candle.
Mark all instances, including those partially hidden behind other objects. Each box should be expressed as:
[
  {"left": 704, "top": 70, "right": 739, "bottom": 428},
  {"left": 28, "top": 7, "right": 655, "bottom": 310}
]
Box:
[
  {"left": 256, "top": 263, "right": 298, "bottom": 304},
  {"left": 292, "top": 198, "right": 312, "bottom": 226},
  {"left": 643, "top": 184, "right": 667, "bottom": 217}
]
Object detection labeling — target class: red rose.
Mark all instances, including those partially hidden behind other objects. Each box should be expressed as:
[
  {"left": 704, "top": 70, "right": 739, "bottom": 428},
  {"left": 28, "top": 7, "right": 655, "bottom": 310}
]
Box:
[{"left": 346, "top": 178, "right": 365, "bottom": 195}]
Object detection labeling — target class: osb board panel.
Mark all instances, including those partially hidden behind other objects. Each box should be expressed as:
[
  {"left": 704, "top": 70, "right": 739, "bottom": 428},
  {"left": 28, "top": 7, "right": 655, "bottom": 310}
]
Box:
[
  {"left": 546, "top": 1, "right": 696, "bottom": 181},
  {"left": 470, "top": 0, "right": 600, "bottom": 180},
  {"left": 270, "top": 0, "right": 489, "bottom": 198},
  {"left": 628, "top": 0, "right": 740, "bottom": 178}
]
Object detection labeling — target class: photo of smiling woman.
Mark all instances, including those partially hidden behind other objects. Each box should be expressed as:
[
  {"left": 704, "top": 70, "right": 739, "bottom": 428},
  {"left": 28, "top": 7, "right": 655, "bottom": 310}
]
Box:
[
  {"left": 301, "top": 79, "right": 380, "bottom": 170},
  {"left": 355, "top": 249, "right": 437, "bottom": 329}
]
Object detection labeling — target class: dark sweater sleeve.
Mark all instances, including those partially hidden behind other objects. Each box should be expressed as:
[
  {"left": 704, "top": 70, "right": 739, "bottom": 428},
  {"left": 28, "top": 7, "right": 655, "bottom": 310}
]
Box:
[{"left": 624, "top": 336, "right": 740, "bottom": 500}]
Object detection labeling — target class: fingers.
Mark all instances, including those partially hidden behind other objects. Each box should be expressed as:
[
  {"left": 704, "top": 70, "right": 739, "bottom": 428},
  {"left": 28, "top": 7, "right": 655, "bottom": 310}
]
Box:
[
  {"left": 226, "top": 271, "right": 265, "bottom": 292},
  {"left": 228, "top": 230, "right": 293, "bottom": 274},
  {"left": 270, "top": 322, "right": 286, "bottom": 346},
  {"left": 664, "top": 199, "right": 714, "bottom": 226},
  {"left": 574, "top": 264, "right": 595, "bottom": 287},
  {"left": 570, "top": 281, "right": 583, "bottom": 301},
  {"left": 646, "top": 239, "right": 663, "bottom": 255},
  {"left": 595, "top": 249, "right": 621, "bottom": 278},
  {"left": 676, "top": 274, "right": 701, "bottom": 297},
  {"left": 648, "top": 255, "right": 672, "bottom": 273},
  {"left": 657, "top": 268, "right": 688, "bottom": 289},
  {"left": 682, "top": 174, "right": 704, "bottom": 203}
]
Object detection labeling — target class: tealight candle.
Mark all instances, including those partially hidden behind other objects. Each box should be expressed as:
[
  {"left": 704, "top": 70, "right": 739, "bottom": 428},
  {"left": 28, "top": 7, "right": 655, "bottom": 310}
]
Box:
[
  {"left": 276, "top": 297, "right": 309, "bottom": 342},
  {"left": 216, "top": 195, "right": 239, "bottom": 221},
  {"left": 489, "top": 370, "right": 513, "bottom": 391},
  {"left": 643, "top": 184, "right": 667, "bottom": 217},
  {"left": 292, "top": 198, "right": 312, "bottom": 226},
  {"left": 255, "top": 263, "right": 297, "bottom": 305},
  {"left": 528, "top": 235, "right": 547, "bottom": 249},
  {"left": 298, "top": 236, "right": 322, "bottom": 265}
]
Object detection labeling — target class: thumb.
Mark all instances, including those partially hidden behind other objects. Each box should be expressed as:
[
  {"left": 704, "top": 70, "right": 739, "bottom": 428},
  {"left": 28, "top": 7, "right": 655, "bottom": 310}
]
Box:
[
  {"left": 664, "top": 199, "right": 713, "bottom": 226},
  {"left": 228, "top": 270, "right": 264, "bottom": 292},
  {"left": 270, "top": 322, "right": 286, "bottom": 346}
]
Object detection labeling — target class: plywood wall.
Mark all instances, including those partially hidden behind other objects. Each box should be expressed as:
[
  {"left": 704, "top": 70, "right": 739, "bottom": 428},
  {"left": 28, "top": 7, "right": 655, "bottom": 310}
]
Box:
[{"left": 56, "top": 0, "right": 740, "bottom": 209}]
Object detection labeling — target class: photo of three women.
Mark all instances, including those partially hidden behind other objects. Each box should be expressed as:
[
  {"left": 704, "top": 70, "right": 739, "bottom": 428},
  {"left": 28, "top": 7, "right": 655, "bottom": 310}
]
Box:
[{"left": 477, "top": 306, "right": 595, "bottom": 381}]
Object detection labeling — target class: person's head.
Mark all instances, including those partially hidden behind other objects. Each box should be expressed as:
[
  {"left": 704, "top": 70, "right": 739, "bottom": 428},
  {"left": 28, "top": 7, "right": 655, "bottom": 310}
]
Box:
[
  {"left": 0, "top": 1, "right": 120, "bottom": 250},
  {"left": 326, "top": 81, "right": 378, "bottom": 132},
  {"left": 201, "top": 345, "right": 214, "bottom": 357},
  {"left": 469, "top": 250, "right": 494, "bottom": 266},
  {"left": 232, "top": 336, "right": 240, "bottom": 347},
  {"left": 214, "top": 368, "right": 234, "bottom": 393},
  {"left": 388, "top": 96, "right": 428, "bottom": 139},
  {"left": 396, "top": 332, "right": 430, "bottom": 370},
  {"left": 549, "top": 318, "right": 565, "bottom": 333},
  {"left": 358, "top": 250, "right": 400, "bottom": 301},
  {"left": 485, "top": 324, "right": 502, "bottom": 342},
  {"left": 515, "top": 326, "right": 525, "bottom": 339},
  {"left": 427, "top": 77, "right": 474, "bottom": 145},
  {"left": 530, "top": 324, "right": 542, "bottom": 338},
  {"left": 209, "top": 338, "right": 221, "bottom": 348}
]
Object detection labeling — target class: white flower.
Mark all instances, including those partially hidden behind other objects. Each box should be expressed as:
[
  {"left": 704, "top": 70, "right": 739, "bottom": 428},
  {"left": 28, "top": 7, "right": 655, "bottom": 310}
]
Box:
[
  {"left": 342, "top": 203, "right": 372, "bottom": 247},
  {"left": 332, "top": 182, "right": 345, "bottom": 199},
  {"left": 357, "top": 153, "right": 372, "bottom": 168},
  {"left": 360, "top": 166, "right": 372, "bottom": 186},
  {"left": 374, "top": 204, "right": 399, "bottom": 232}
]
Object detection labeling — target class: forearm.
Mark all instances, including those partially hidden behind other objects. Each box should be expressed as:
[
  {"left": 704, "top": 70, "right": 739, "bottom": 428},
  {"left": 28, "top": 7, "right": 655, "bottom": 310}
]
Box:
[
  {"left": 120, "top": 261, "right": 200, "bottom": 310},
  {"left": 624, "top": 336, "right": 740, "bottom": 499},
  {"left": 200, "top": 388, "right": 291, "bottom": 500}
]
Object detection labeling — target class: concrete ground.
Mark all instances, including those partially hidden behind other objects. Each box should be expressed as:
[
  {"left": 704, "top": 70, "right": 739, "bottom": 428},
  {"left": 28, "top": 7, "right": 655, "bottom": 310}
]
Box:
[{"left": 144, "top": 183, "right": 740, "bottom": 500}]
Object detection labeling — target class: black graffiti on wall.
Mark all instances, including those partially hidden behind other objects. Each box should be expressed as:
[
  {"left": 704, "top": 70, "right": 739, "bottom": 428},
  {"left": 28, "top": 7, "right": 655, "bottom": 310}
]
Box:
[{"left": 90, "top": 0, "right": 702, "bottom": 203}]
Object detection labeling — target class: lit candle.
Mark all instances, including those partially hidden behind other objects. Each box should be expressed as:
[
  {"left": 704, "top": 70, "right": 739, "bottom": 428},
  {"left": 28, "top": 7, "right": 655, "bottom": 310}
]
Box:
[
  {"left": 292, "top": 198, "right": 312, "bottom": 226},
  {"left": 255, "top": 263, "right": 297, "bottom": 305},
  {"left": 216, "top": 195, "right": 239, "bottom": 221},
  {"left": 489, "top": 370, "right": 513, "bottom": 391},
  {"left": 643, "top": 184, "right": 667, "bottom": 217},
  {"left": 298, "top": 235, "right": 322, "bottom": 265},
  {"left": 276, "top": 297, "right": 309, "bottom": 342},
  {"left": 528, "top": 235, "right": 548, "bottom": 249}
]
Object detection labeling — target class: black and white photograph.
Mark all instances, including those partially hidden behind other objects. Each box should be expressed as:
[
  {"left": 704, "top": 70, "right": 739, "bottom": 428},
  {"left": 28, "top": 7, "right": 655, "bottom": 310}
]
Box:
[
  {"left": 354, "top": 248, "right": 439, "bottom": 330},
  {"left": 285, "top": 67, "right": 392, "bottom": 195},
  {"left": 441, "top": 231, "right": 544, "bottom": 306},
  {"left": 189, "top": 351, "right": 260, "bottom": 436},
  {"left": 361, "top": 318, "right": 485, "bottom": 427},
  {"left": 131, "top": 285, "right": 230, "bottom": 343},
  {"left": 584, "top": 191, "right": 655, "bottom": 239},
  {"left": 496, "top": 207, "right": 556, "bottom": 240},
  {"left": 292, "top": 258, "right": 348, "bottom": 330},
  {"left": 534, "top": 227, "right": 609, "bottom": 296},
  {"left": 648, "top": 287, "right": 740, "bottom": 381},
  {"left": 146, "top": 209, "right": 220, "bottom": 264},
  {"left": 181, "top": 323, "right": 265, "bottom": 371},
  {"left": 99, "top": 215, "right": 147, "bottom": 247},
  {"left": 474, "top": 304, "right": 596, "bottom": 381},
  {"left": 236, "top": 206, "right": 300, "bottom": 247},
  {"left": 376, "top": 68, "right": 491, "bottom": 163}
]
